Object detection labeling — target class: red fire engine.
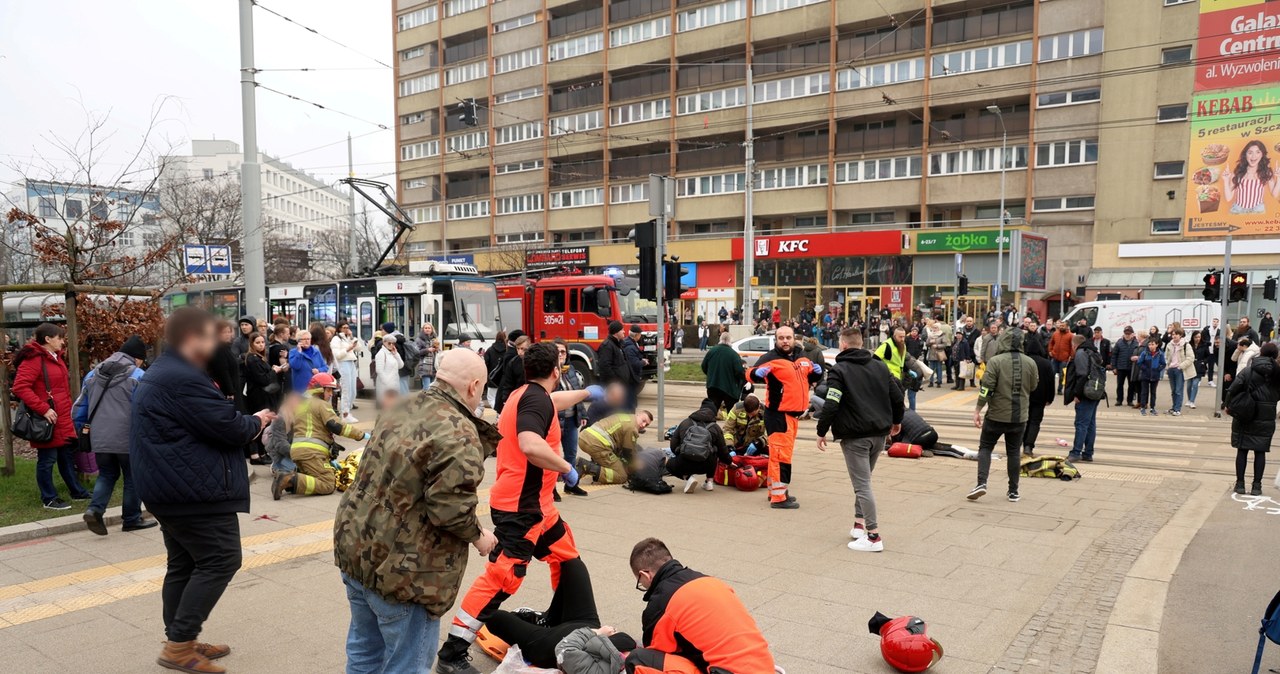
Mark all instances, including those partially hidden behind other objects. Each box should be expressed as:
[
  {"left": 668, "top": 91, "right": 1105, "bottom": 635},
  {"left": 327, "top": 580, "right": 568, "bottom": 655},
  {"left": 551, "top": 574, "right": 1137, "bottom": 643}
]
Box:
[{"left": 496, "top": 273, "right": 663, "bottom": 384}]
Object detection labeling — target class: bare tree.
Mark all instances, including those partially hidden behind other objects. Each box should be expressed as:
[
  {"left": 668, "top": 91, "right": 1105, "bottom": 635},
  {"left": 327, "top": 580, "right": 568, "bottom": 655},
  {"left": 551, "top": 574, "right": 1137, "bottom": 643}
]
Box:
[
  {"left": 157, "top": 172, "right": 243, "bottom": 280},
  {"left": 307, "top": 207, "right": 397, "bottom": 278}
]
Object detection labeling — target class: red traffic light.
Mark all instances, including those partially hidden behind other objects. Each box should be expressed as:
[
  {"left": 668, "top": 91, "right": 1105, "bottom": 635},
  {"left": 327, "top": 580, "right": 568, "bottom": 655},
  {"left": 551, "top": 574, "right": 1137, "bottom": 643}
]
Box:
[{"left": 1207, "top": 275, "right": 1218, "bottom": 286}]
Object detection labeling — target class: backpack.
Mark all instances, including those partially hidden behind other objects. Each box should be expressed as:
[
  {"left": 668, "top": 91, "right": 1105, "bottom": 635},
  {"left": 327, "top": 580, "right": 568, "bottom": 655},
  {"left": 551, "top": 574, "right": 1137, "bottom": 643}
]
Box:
[
  {"left": 397, "top": 337, "right": 420, "bottom": 373},
  {"left": 678, "top": 422, "right": 716, "bottom": 462},
  {"left": 624, "top": 449, "right": 673, "bottom": 494},
  {"left": 1227, "top": 370, "right": 1267, "bottom": 422},
  {"left": 1020, "top": 455, "right": 1082, "bottom": 481},
  {"left": 1081, "top": 350, "right": 1108, "bottom": 402}
]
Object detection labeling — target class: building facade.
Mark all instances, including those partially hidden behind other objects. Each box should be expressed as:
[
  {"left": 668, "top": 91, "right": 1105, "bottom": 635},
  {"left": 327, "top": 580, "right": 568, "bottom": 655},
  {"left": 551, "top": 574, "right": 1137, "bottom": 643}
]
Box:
[{"left": 391, "top": 0, "right": 1279, "bottom": 322}]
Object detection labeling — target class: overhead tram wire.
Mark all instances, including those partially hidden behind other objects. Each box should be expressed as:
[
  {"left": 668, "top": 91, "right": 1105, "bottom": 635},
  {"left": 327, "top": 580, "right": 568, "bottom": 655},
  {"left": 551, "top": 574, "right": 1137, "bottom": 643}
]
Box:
[
  {"left": 252, "top": 0, "right": 392, "bottom": 70},
  {"left": 255, "top": 84, "right": 391, "bottom": 130}
]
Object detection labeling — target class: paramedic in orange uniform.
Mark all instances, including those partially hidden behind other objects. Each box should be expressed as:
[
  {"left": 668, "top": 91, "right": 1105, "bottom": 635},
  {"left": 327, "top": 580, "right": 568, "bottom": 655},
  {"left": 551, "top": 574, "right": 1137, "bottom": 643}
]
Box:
[
  {"left": 436, "top": 342, "right": 604, "bottom": 674},
  {"left": 749, "top": 326, "right": 821, "bottom": 509},
  {"left": 624, "top": 538, "right": 776, "bottom": 674}
]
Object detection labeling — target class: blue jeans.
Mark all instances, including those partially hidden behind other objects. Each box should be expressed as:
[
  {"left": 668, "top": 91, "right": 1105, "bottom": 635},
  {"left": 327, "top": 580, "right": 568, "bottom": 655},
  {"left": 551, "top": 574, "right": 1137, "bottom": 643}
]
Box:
[
  {"left": 398, "top": 376, "right": 410, "bottom": 395},
  {"left": 1167, "top": 368, "right": 1185, "bottom": 412},
  {"left": 342, "top": 571, "right": 439, "bottom": 674},
  {"left": 1187, "top": 375, "right": 1201, "bottom": 404},
  {"left": 36, "top": 444, "right": 90, "bottom": 503},
  {"left": 560, "top": 418, "right": 580, "bottom": 468},
  {"left": 699, "top": 336, "right": 708, "bottom": 351},
  {"left": 88, "top": 453, "right": 143, "bottom": 525},
  {"left": 421, "top": 376, "right": 433, "bottom": 390},
  {"left": 272, "top": 454, "right": 296, "bottom": 475},
  {"left": 907, "top": 388, "right": 917, "bottom": 411},
  {"left": 927, "top": 359, "right": 943, "bottom": 386},
  {"left": 1071, "top": 399, "right": 1099, "bottom": 459}
]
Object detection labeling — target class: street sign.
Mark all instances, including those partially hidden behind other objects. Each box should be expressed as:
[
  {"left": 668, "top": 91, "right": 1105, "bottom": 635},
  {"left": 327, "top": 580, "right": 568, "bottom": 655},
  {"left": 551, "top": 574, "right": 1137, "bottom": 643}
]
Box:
[
  {"left": 183, "top": 245, "right": 208, "bottom": 274},
  {"left": 208, "top": 245, "right": 233, "bottom": 274}
]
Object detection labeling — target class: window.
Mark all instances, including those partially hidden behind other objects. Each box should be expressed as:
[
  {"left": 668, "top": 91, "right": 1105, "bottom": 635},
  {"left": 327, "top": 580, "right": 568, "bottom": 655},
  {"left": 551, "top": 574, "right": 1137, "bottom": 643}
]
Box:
[
  {"left": 401, "top": 140, "right": 440, "bottom": 160},
  {"left": 837, "top": 58, "right": 925, "bottom": 91},
  {"left": 1162, "top": 45, "right": 1192, "bottom": 65},
  {"left": 676, "top": 86, "right": 746, "bottom": 115},
  {"left": 496, "top": 193, "right": 544, "bottom": 214},
  {"left": 447, "top": 199, "right": 489, "bottom": 220},
  {"left": 494, "top": 47, "right": 540, "bottom": 74},
  {"left": 494, "top": 13, "right": 536, "bottom": 32},
  {"left": 542, "top": 290, "right": 567, "bottom": 313},
  {"left": 610, "top": 182, "right": 649, "bottom": 204},
  {"left": 1157, "top": 103, "right": 1189, "bottom": 122},
  {"left": 1038, "top": 29, "right": 1104, "bottom": 62},
  {"left": 1151, "top": 218, "right": 1181, "bottom": 235},
  {"left": 445, "top": 0, "right": 486, "bottom": 17},
  {"left": 495, "top": 86, "right": 543, "bottom": 104},
  {"left": 202, "top": 168, "right": 214, "bottom": 180},
  {"left": 405, "top": 178, "right": 429, "bottom": 189},
  {"left": 496, "top": 159, "right": 543, "bottom": 174},
  {"left": 676, "top": 0, "right": 745, "bottom": 32},
  {"left": 1154, "top": 161, "right": 1185, "bottom": 179},
  {"left": 399, "top": 73, "right": 439, "bottom": 97},
  {"left": 1034, "top": 139, "right": 1098, "bottom": 168},
  {"left": 447, "top": 131, "right": 488, "bottom": 154},
  {"left": 1164, "top": 0, "right": 1194, "bottom": 5},
  {"left": 1036, "top": 87, "right": 1100, "bottom": 108},
  {"left": 90, "top": 200, "right": 108, "bottom": 220},
  {"left": 795, "top": 215, "right": 827, "bottom": 228},
  {"left": 758, "top": 164, "right": 828, "bottom": 190},
  {"left": 851, "top": 211, "right": 895, "bottom": 225},
  {"left": 497, "top": 232, "right": 544, "bottom": 245},
  {"left": 401, "top": 46, "right": 425, "bottom": 61},
  {"left": 929, "top": 145, "right": 1029, "bottom": 175},
  {"left": 610, "top": 17, "right": 670, "bottom": 47},
  {"left": 37, "top": 197, "right": 56, "bottom": 217},
  {"left": 401, "top": 111, "right": 426, "bottom": 126},
  {"left": 548, "top": 32, "right": 604, "bottom": 61},
  {"left": 550, "top": 109, "right": 603, "bottom": 135},
  {"left": 495, "top": 122, "right": 543, "bottom": 145},
  {"left": 567, "top": 230, "right": 600, "bottom": 242},
  {"left": 397, "top": 6, "right": 437, "bottom": 31},
  {"left": 753, "top": 72, "right": 830, "bottom": 103},
  {"left": 677, "top": 172, "right": 747, "bottom": 197},
  {"left": 550, "top": 187, "right": 605, "bottom": 209},
  {"left": 610, "top": 98, "right": 669, "bottom": 126},
  {"left": 410, "top": 206, "right": 441, "bottom": 223},
  {"left": 754, "top": 0, "right": 823, "bottom": 16},
  {"left": 1032, "top": 196, "right": 1095, "bottom": 212},
  {"left": 117, "top": 203, "right": 135, "bottom": 220},
  {"left": 933, "top": 40, "right": 1033, "bottom": 76},
  {"left": 445, "top": 61, "right": 487, "bottom": 85},
  {"left": 834, "top": 155, "right": 922, "bottom": 183}
]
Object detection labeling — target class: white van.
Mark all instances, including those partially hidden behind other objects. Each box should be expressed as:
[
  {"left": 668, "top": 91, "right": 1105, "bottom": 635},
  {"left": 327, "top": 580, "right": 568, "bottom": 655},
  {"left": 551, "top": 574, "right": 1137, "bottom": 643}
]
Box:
[{"left": 1062, "top": 299, "right": 1221, "bottom": 341}]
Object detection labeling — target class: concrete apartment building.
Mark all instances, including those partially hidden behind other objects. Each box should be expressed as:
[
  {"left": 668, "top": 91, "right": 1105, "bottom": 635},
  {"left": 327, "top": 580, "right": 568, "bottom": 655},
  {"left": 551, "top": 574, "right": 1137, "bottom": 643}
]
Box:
[{"left": 392, "top": 0, "right": 1279, "bottom": 320}]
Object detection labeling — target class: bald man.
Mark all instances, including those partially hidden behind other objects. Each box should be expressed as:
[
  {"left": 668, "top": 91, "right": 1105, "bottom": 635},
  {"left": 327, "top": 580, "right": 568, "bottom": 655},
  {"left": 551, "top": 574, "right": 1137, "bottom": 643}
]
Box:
[
  {"left": 334, "top": 348, "right": 500, "bottom": 673},
  {"left": 750, "top": 326, "right": 822, "bottom": 509}
]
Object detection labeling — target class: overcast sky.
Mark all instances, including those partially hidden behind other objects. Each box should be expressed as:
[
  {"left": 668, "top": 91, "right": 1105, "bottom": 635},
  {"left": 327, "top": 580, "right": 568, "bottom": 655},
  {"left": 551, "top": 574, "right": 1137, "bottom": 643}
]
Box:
[{"left": 0, "top": 0, "right": 394, "bottom": 192}]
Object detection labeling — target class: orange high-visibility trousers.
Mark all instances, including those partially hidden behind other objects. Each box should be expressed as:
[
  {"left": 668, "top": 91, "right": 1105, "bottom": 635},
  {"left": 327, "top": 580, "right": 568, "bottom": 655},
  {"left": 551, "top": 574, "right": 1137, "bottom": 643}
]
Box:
[
  {"left": 448, "top": 510, "right": 578, "bottom": 643},
  {"left": 765, "top": 412, "right": 797, "bottom": 503},
  {"left": 625, "top": 649, "right": 702, "bottom": 674}
]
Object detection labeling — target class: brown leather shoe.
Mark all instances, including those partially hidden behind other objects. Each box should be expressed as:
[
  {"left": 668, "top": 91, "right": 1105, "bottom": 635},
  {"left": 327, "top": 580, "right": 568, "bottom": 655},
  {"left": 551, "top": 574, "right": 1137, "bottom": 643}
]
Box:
[
  {"left": 157, "top": 640, "right": 226, "bottom": 673},
  {"left": 194, "top": 642, "right": 231, "bottom": 660}
]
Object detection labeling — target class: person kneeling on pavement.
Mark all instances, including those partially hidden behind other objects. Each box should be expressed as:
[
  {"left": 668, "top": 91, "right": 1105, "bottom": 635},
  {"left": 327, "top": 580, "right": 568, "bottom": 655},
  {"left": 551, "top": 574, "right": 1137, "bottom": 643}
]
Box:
[
  {"left": 722, "top": 395, "right": 767, "bottom": 456},
  {"left": 577, "top": 411, "right": 653, "bottom": 485},
  {"left": 272, "top": 373, "right": 370, "bottom": 499},
  {"left": 668, "top": 398, "right": 734, "bottom": 494}
]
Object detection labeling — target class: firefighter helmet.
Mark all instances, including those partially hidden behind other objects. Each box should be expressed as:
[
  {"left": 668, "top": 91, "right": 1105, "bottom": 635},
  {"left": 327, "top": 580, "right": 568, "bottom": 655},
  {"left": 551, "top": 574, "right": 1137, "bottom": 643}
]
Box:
[
  {"left": 308, "top": 372, "right": 338, "bottom": 390},
  {"left": 733, "top": 465, "right": 762, "bottom": 492},
  {"left": 870, "top": 612, "right": 943, "bottom": 673}
]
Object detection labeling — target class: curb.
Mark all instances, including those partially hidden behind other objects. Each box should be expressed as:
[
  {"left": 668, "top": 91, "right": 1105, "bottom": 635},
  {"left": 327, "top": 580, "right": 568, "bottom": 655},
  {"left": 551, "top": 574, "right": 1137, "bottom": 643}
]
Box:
[{"left": 0, "top": 506, "right": 136, "bottom": 547}]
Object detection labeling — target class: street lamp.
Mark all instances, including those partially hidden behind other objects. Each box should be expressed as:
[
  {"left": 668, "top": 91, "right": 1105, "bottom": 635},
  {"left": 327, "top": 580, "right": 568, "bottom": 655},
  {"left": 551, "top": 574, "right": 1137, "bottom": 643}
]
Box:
[{"left": 986, "top": 104, "right": 1008, "bottom": 310}]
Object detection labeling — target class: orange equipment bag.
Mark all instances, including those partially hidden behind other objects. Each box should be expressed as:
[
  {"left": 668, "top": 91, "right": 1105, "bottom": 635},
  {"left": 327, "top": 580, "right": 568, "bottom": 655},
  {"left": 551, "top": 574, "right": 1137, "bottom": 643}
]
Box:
[{"left": 887, "top": 442, "right": 923, "bottom": 459}]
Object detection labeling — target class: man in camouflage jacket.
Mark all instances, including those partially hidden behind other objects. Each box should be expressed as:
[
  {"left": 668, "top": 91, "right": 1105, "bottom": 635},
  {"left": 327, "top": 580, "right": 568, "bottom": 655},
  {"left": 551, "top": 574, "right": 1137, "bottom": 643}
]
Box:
[{"left": 334, "top": 350, "right": 500, "bottom": 673}]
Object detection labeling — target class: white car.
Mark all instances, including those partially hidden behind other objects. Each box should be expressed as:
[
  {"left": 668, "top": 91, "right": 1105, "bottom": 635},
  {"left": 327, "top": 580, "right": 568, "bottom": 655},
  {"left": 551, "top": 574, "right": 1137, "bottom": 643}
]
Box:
[{"left": 731, "top": 335, "right": 839, "bottom": 367}]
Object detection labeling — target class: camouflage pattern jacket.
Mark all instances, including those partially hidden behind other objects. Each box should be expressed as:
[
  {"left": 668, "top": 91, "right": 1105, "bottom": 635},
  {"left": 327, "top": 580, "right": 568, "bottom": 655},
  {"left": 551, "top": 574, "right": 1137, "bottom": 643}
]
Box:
[{"left": 333, "top": 383, "right": 499, "bottom": 616}]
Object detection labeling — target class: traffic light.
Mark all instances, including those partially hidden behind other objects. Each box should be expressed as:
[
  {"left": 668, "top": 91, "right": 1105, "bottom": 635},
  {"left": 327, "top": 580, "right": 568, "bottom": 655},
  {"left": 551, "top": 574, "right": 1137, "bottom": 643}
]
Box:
[
  {"left": 1202, "top": 272, "right": 1221, "bottom": 302},
  {"left": 1264, "top": 276, "right": 1277, "bottom": 301},
  {"left": 632, "top": 220, "right": 658, "bottom": 302},
  {"left": 456, "top": 98, "right": 478, "bottom": 127},
  {"left": 1229, "top": 271, "right": 1249, "bottom": 303},
  {"left": 664, "top": 258, "right": 689, "bottom": 303},
  {"left": 957, "top": 275, "right": 969, "bottom": 296}
]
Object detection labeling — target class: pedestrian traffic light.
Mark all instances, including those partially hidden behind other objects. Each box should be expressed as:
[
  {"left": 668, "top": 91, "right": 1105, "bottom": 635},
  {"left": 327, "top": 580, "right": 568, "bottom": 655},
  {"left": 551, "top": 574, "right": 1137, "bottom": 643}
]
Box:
[
  {"left": 1265, "top": 276, "right": 1278, "bottom": 301},
  {"left": 456, "top": 98, "right": 478, "bottom": 127},
  {"left": 664, "top": 258, "right": 689, "bottom": 303},
  {"left": 1229, "top": 271, "right": 1249, "bottom": 303},
  {"left": 631, "top": 220, "right": 658, "bottom": 302},
  {"left": 1202, "top": 271, "right": 1221, "bottom": 302},
  {"left": 957, "top": 275, "right": 969, "bottom": 296}
]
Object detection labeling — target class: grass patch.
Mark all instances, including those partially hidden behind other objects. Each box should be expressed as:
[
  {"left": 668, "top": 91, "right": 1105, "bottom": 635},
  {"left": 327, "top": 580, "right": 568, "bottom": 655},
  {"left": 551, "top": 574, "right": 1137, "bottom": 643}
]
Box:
[
  {"left": 667, "top": 362, "right": 706, "bottom": 382},
  {"left": 0, "top": 457, "right": 122, "bottom": 527}
]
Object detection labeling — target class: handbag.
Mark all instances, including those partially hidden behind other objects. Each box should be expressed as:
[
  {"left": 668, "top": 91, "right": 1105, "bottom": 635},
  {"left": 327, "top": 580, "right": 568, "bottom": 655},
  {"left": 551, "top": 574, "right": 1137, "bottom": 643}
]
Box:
[
  {"left": 12, "top": 361, "right": 55, "bottom": 444},
  {"left": 959, "top": 361, "right": 976, "bottom": 379}
]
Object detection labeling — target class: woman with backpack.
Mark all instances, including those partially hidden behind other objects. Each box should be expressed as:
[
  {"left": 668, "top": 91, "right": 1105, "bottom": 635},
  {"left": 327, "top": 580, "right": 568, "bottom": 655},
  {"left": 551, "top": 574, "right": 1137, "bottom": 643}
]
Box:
[
  {"left": 667, "top": 398, "right": 732, "bottom": 494},
  {"left": 1136, "top": 339, "right": 1166, "bottom": 417},
  {"left": 1164, "top": 328, "right": 1195, "bottom": 416},
  {"left": 1227, "top": 342, "right": 1280, "bottom": 495}
]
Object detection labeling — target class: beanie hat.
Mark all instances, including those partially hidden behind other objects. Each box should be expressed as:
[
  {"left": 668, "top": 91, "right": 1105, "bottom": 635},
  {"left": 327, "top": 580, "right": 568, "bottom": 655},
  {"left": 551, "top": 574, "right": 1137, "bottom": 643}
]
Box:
[
  {"left": 630, "top": 324, "right": 643, "bottom": 334},
  {"left": 607, "top": 321, "right": 623, "bottom": 335},
  {"left": 120, "top": 335, "right": 147, "bottom": 362},
  {"left": 381, "top": 321, "right": 397, "bottom": 333}
]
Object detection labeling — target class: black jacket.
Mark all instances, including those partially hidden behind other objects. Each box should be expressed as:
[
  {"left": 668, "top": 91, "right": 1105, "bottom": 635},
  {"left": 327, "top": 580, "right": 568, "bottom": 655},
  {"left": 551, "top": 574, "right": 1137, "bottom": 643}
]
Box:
[
  {"left": 1111, "top": 336, "right": 1141, "bottom": 371},
  {"left": 208, "top": 342, "right": 245, "bottom": 412},
  {"left": 1064, "top": 343, "right": 1101, "bottom": 404},
  {"left": 905, "top": 336, "right": 924, "bottom": 359},
  {"left": 131, "top": 350, "right": 263, "bottom": 516},
  {"left": 816, "top": 347, "right": 904, "bottom": 439},
  {"left": 671, "top": 400, "right": 731, "bottom": 464},
  {"left": 494, "top": 352, "right": 525, "bottom": 414},
  {"left": 268, "top": 339, "right": 292, "bottom": 392},
  {"left": 243, "top": 352, "right": 280, "bottom": 413},
  {"left": 484, "top": 340, "right": 507, "bottom": 383},
  {"left": 1229, "top": 356, "right": 1280, "bottom": 452},
  {"left": 596, "top": 336, "right": 628, "bottom": 385},
  {"left": 623, "top": 337, "right": 645, "bottom": 384},
  {"left": 1091, "top": 337, "right": 1111, "bottom": 367}
]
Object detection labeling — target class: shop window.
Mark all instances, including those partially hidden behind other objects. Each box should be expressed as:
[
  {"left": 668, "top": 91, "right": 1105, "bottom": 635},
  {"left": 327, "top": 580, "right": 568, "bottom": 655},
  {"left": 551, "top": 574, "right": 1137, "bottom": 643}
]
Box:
[
  {"left": 865, "top": 256, "right": 913, "bottom": 285},
  {"left": 824, "top": 257, "right": 865, "bottom": 285}
]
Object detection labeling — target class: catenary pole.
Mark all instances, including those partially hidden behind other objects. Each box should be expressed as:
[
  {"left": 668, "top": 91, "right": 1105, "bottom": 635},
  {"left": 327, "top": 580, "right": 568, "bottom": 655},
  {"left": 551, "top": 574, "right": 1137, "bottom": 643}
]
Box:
[
  {"left": 1213, "top": 233, "right": 1233, "bottom": 417},
  {"left": 238, "top": 0, "right": 266, "bottom": 319},
  {"left": 742, "top": 59, "right": 755, "bottom": 327}
]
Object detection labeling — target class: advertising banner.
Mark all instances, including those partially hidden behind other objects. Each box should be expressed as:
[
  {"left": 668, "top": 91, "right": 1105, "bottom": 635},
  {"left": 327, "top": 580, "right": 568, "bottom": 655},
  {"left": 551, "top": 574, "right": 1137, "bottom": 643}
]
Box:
[
  {"left": 730, "top": 230, "right": 900, "bottom": 260},
  {"left": 1196, "top": 0, "right": 1280, "bottom": 92},
  {"left": 880, "top": 285, "right": 913, "bottom": 314},
  {"left": 913, "top": 229, "right": 1011, "bottom": 253},
  {"left": 1010, "top": 231, "right": 1049, "bottom": 292},
  {"left": 526, "top": 246, "right": 589, "bottom": 266},
  {"left": 1184, "top": 85, "right": 1280, "bottom": 236}
]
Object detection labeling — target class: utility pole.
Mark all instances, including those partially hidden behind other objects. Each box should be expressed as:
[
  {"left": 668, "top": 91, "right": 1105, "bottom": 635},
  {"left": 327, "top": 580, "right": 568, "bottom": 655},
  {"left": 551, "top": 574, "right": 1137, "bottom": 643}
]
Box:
[
  {"left": 347, "top": 132, "right": 359, "bottom": 274},
  {"left": 987, "top": 105, "right": 1007, "bottom": 311},
  {"left": 1213, "top": 231, "right": 1235, "bottom": 417},
  {"left": 238, "top": 0, "right": 266, "bottom": 318},
  {"left": 649, "top": 174, "right": 672, "bottom": 433},
  {"left": 742, "top": 58, "right": 756, "bottom": 328}
]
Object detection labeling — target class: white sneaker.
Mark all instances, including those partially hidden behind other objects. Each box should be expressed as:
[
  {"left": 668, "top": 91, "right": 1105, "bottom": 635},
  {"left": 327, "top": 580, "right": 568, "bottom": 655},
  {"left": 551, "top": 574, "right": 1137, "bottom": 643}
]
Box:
[
  {"left": 850, "top": 525, "right": 867, "bottom": 540},
  {"left": 1188, "top": 402, "right": 1196, "bottom": 409},
  {"left": 343, "top": 414, "right": 359, "bottom": 424},
  {"left": 683, "top": 476, "right": 699, "bottom": 493},
  {"left": 701, "top": 479, "right": 714, "bottom": 491},
  {"left": 1208, "top": 380, "right": 1216, "bottom": 388},
  {"left": 848, "top": 536, "right": 883, "bottom": 552}
]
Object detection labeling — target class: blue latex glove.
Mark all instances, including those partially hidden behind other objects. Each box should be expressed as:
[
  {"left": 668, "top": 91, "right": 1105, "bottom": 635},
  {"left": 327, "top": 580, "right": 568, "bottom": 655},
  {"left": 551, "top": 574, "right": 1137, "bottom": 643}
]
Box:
[
  {"left": 811, "top": 363, "right": 823, "bottom": 375},
  {"left": 728, "top": 450, "right": 737, "bottom": 458},
  {"left": 564, "top": 466, "right": 581, "bottom": 488},
  {"left": 753, "top": 366, "right": 773, "bottom": 380},
  {"left": 362, "top": 432, "right": 372, "bottom": 441},
  {"left": 584, "top": 384, "right": 605, "bottom": 402},
  {"left": 745, "top": 442, "right": 759, "bottom": 456}
]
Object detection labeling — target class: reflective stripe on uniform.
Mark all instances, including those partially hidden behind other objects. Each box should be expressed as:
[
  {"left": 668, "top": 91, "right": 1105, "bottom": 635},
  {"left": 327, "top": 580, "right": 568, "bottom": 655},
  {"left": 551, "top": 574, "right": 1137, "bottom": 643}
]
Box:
[
  {"left": 825, "top": 387, "right": 843, "bottom": 403},
  {"left": 583, "top": 426, "right": 614, "bottom": 451}
]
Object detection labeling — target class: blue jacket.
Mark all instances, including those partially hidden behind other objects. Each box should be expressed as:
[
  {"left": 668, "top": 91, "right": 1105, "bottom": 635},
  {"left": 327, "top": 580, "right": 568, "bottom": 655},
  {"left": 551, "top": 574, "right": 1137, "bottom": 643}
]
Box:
[
  {"left": 131, "top": 350, "right": 263, "bottom": 516},
  {"left": 1137, "top": 349, "right": 1166, "bottom": 382},
  {"left": 288, "top": 345, "right": 329, "bottom": 392}
]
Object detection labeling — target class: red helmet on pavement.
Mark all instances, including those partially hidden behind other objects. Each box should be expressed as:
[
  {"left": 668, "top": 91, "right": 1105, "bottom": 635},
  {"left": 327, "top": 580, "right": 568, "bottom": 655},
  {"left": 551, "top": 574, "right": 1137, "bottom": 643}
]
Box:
[
  {"left": 869, "top": 612, "right": 943, "bottom": 673},
  {"left": 308, "top": 373, "right": 338, "bottom": 390},
  {"left": 734, "top": 465, "right": 762, "bottom": 492}
]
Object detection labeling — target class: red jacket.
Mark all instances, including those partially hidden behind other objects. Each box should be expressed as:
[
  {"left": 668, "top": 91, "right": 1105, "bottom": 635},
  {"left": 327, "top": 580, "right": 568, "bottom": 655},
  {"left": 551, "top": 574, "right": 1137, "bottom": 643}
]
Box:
[
  {"left": 13, "top": 341, "right": 77, "bottom": 448},
  {"left": 1048, "top": 329, "right": 1075, "bottom": 363}
]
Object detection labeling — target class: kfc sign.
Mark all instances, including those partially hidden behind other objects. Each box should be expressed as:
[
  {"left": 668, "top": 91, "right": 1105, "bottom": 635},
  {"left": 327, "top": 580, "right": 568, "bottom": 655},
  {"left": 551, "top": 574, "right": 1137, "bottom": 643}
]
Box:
[{"left": 732, "top": 230, "right": 899, "bottom": 260}]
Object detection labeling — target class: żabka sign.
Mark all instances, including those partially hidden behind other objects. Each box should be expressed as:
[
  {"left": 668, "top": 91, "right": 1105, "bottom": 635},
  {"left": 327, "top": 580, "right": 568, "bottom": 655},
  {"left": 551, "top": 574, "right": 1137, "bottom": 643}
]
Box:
[{"left": 1197, "top": 0, "right": 1280, "bottom": 92}]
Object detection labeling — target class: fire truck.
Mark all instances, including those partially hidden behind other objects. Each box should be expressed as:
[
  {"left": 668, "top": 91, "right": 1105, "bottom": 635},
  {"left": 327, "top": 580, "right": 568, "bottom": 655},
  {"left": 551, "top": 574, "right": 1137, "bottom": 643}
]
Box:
[{"left": 496, "top": 273, "right": 664, "bottom": 385}]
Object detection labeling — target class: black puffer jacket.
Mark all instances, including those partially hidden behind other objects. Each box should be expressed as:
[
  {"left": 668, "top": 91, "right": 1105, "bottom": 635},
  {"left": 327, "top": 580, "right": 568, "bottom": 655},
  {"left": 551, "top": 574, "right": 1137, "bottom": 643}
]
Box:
[
  {"left": 1229, "top": 356, "right": 1280, "bottom": 452},
  {"left": 816, "top": 347, "right": 904, "bottom": 440},
  {"left": 671, "top": 399, "right": 731, "bottom": 464}
]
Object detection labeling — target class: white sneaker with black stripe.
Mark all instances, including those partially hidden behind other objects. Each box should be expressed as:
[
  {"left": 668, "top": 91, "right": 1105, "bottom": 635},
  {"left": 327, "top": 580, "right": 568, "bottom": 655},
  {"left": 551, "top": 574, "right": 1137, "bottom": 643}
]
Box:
[{"left": 967, "top": 484, "right": 987, "bottom": 500}]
